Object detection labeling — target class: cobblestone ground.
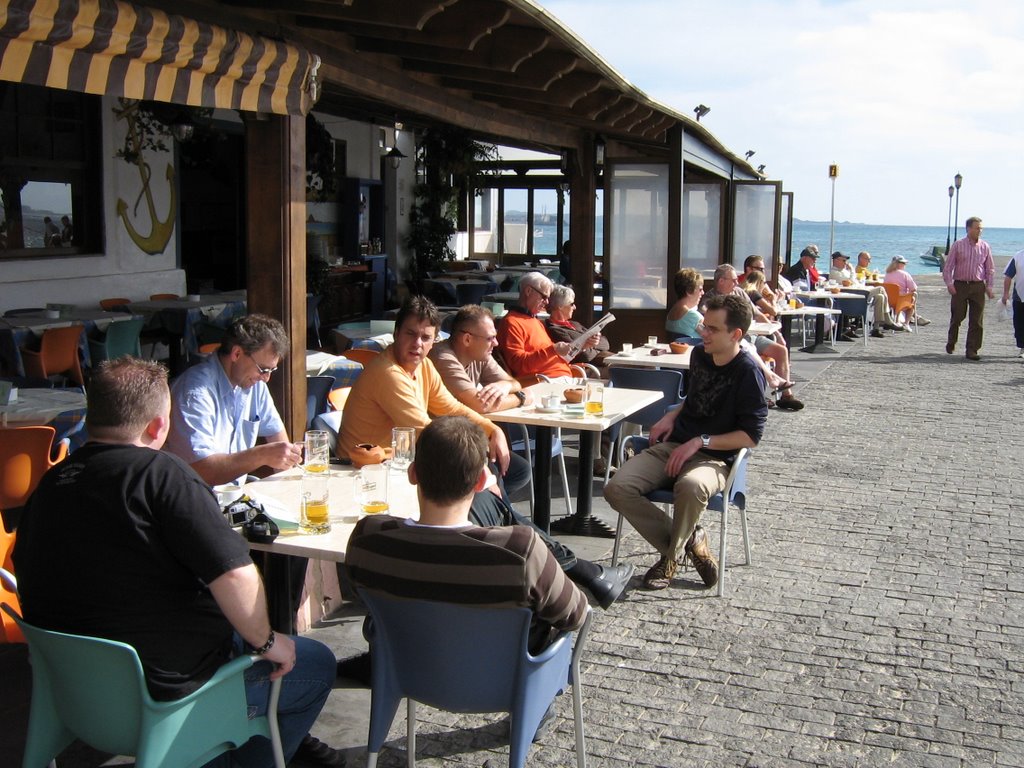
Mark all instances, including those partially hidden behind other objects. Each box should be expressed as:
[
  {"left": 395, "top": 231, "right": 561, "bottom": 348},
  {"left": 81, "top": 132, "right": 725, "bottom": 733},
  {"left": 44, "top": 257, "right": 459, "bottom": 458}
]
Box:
[
  {"left": 356, "top": 280, "right": 1024, "bottom": 768},
  {"left": 9, "top": 281, "right": 1022, "bottom": 768}
]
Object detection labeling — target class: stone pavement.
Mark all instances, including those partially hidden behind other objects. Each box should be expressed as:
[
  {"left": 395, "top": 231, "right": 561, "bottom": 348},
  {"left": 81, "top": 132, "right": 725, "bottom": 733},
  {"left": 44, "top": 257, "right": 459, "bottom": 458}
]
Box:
[{"left": 4, "top": 275, "right": 1023, "bottom": 768}]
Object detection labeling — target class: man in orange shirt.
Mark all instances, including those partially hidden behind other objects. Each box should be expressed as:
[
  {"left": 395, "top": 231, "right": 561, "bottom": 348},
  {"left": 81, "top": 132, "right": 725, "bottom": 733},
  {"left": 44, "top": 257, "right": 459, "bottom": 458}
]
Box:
[{"left": 496, "top": 272, "right": 598, "bottom": 380}]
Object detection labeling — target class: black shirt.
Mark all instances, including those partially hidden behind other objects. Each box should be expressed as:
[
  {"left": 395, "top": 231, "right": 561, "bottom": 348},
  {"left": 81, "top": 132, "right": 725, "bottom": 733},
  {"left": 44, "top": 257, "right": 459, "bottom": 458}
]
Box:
[
  {"left": 14, "top": 443, "right": 252, "bottom": 700},
  {"left": 669, "top": 346, "right": 768, "bottom": 459}
]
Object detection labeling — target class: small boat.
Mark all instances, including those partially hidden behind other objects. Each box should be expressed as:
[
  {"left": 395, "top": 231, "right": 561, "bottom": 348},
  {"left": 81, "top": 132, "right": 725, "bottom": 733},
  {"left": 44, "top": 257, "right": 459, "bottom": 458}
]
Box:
[
  {"left": 922, "top": 246, "right": 945, "bottom": 268},
  {"left": 533, "top": 228, "right": 545, "bottom": 238}
]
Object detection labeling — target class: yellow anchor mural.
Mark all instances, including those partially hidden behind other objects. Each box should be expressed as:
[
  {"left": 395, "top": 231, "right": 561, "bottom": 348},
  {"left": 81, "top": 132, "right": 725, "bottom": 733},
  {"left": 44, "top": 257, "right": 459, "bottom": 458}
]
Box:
[{"left": 114, "top": 100, "right": 177, "bottom": 255}]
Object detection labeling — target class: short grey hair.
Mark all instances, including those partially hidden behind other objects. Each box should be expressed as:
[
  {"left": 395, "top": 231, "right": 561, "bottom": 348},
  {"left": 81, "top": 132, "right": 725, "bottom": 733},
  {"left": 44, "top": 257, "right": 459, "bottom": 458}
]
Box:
[
  {"left": 713, "top": 263, "right": 737, "bottom": 282},
  {"left": 518, "top": 271, "right": 553, "bottom": 297},
  {"left": 548, "top": 284, "right": 575, "bottom": 310}
]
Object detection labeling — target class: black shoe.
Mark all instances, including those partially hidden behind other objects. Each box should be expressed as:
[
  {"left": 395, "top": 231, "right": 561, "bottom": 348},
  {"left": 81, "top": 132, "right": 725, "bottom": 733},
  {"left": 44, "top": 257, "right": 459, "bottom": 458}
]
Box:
[
  {"left": 589, "top": 563, "right": 635, "bottom": 608},
  {"left": 870, "top": 329, "right": 885, "bottom": 338},
  {"left": 291, "top": 734, "right": 346, "bottom": 767},
  {"left": 966, "top": 353, "right": 981, "bottom": 361},
  {"left": 336, "top": 652, "right": 372, "bottom": 687},
  {"left": 945, "top": 342, "right": 955, "bottom": 354},
  {"left": 776, "top": 397, "right": 804, "bottom": 411}
]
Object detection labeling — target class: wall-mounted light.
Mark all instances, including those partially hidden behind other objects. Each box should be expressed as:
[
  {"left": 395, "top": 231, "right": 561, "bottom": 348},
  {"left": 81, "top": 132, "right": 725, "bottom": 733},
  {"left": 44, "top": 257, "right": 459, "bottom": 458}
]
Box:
[
  {"left": 745, "top": 150, "right": 756, "bottom": 160},
  {"left": 693, "top": 104, "right": 710, "bottom": 121},
  {"left": 385, "top": 146, "right": 406, "bottom": 169},
  {"left": 559, "top": 181, "right": 570, "bottom": 193},
  {"left": 594, "top": 136, "right": 606, "bottom": 174}
]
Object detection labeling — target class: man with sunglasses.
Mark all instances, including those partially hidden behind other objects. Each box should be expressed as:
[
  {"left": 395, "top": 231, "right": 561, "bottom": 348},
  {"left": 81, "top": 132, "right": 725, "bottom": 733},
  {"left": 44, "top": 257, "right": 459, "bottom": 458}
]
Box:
[
  {"left": 496, "top": 271, "right": 598, "bottom": 380},
  {"left": 166, "top": 313, "right": 303, "bottom": 486},
  {"left": 605, "top": 294, "right": 768, "bottom": 591}
]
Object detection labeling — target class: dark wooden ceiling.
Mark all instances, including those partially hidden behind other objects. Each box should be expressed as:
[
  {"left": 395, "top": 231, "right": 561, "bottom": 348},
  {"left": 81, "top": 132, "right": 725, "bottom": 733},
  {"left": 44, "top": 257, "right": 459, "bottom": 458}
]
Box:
[{"left": 161, "top": 0, "right": 756, "bottom": 170}]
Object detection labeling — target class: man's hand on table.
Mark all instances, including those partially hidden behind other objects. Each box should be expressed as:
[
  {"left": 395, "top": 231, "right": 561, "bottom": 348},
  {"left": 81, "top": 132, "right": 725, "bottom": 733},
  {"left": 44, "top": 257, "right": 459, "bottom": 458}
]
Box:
[
  {"left": 260, "top": 441, "right": 303, "bottom": 471},
  {"left": 478, "top": 381, "right": 512, "bottom": 410}
]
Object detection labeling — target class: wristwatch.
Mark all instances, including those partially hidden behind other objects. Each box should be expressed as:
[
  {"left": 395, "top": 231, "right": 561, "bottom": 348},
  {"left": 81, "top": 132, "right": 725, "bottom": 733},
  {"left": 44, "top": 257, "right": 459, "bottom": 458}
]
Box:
[
  {"left": 514, "top": 390, "right": 527, "bottom": 406},
  {"left": 700, "top": 434, "right": 712, "bottom": 449}
]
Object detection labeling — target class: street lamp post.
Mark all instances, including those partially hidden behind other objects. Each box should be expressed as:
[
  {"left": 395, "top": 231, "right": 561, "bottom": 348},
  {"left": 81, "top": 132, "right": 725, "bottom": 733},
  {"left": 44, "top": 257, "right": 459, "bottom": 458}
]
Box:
[
  {"left": 945, "top": 184, "right": 954, "bottom": 253},
  {"left": 952, "top": 172, "right": 963, "bottom": 245}
]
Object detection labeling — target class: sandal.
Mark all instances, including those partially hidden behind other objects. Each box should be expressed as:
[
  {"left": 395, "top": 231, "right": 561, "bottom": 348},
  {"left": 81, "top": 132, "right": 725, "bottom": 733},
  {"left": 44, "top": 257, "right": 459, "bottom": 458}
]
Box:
[{"left": 776, "top": 397, "right": 804, "bottom": 411}]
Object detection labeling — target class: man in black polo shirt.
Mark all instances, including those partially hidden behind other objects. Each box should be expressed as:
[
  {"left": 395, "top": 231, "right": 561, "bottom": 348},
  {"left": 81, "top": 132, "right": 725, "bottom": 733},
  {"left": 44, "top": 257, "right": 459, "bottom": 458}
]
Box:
[{"left": 14, "top": 357, "right": 337, "bottom": 767}]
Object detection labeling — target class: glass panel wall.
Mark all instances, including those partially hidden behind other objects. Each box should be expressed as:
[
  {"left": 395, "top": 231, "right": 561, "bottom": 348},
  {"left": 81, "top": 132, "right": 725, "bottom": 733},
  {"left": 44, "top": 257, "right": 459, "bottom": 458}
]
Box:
[
  {"left": 607, "top": 163, "right": 668, "bottom": 310},
  {"left": 731, "top": 182, "right": 780, "bottom": 268},
  {"left": 682, "top": 182, "right": 721, "bottom": 272},
  {"left": 502, "top": 188, "right": 529, "bottom": 255}
]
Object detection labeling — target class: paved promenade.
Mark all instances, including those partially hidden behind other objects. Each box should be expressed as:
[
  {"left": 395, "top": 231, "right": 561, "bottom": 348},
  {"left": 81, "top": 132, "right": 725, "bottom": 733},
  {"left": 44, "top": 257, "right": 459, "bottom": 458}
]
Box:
[{"left": 4, "top": 277, "right": 1022, "bottom": 768}]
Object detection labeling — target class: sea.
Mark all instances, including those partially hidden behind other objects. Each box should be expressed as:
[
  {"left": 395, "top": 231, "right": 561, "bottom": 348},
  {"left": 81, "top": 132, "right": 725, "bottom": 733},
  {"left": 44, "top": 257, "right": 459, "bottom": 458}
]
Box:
[{"left": 791, "top": 220, "right": 1024, "bottom": 276}]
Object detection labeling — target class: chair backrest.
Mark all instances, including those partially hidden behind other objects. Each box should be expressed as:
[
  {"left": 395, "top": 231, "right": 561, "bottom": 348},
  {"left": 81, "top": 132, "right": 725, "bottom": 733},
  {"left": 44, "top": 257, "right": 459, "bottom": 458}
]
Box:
[
  {"left": 369, "top": 319, "right": 394, "bottom": 335},
  {"left": 358, "top": 589, "right": 562, "bottom": 712},
  {"left": 327, "top": 386, "right": 352, "bottom": 412},
  {"left": 93, "top": 317, "right": 145, "bottom": 362},
  {"left": 3, "top": 603, "right": 151, "bottom": 753},
  {"left": 0, "top": 537, "right": 24, "bottom": 643},
  {"left": 832, "top": 295, "right": 867, "bottom": 317},
  {"left": 29, "top": 325, "right": 85, "bottom": 385},
  {"left": 1, "top": 603, "right": 273, "bottom": 768},
  {"left": 882, "top": 281, "right": 914, "bottom": 312},
  {"left": 607, "top": 367, "right": 684, "bottom": 428},
  {"left": 3, "top": 308, "right": 45, "bottom": 317},
  {"left": 0, "top": 426, "right": 68, "bottom": 510},
  {"left": 455, "top": 282, "right": 492, "bottom": 306},
  {"left": 342, "top": 348, "right": 379, "bottom": 366},
  {"left": 482, "top": 301, "right": 506, "bottom": 318},
  {"left": 306, "top": 375, "right": 335, "bottom": 429},
  {"left": 99, "top": 298, "right": 131, "bottom": 311}
]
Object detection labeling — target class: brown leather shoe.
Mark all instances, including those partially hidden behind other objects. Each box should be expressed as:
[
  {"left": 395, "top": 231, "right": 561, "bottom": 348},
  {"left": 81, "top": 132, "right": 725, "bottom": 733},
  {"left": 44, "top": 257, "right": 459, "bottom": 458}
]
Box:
[
  {"left": 642, "top": 556, "right": 677, "bottom": 590},
  {"left": 684, "top": 525, "right": 719, "bottom": 588}
]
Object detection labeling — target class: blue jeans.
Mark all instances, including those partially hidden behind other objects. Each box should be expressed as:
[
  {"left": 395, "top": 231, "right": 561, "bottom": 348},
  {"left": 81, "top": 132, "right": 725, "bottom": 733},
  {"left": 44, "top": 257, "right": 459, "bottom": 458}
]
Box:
[{"left": 206, "top": 633, "right": 336, "bottom": 767}]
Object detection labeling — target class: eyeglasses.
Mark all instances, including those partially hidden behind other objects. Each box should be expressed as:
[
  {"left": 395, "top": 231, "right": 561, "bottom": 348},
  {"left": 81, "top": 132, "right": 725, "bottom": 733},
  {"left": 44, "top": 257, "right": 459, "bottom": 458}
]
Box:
[
  {"left": 527, "top": 285, "right": 551, "bottom": 301},
  {"left": 751, "top": 265, "right": 765, "bottom": 272},
  {"left": 247, "top": 353, "right": 278, "bottom": 376},
  {"left": 463, "top": 330, "right": 498, "bottom": 343},
  {"left": 696, "top": 322, "right": 727, "bottom": 336}
]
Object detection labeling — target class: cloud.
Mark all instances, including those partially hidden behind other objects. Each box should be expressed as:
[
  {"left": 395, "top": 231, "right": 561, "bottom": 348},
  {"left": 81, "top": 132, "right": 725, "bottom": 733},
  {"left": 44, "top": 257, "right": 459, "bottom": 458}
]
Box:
[{"left": 541, "top": 0, "right": 1024, "bottom": 225}]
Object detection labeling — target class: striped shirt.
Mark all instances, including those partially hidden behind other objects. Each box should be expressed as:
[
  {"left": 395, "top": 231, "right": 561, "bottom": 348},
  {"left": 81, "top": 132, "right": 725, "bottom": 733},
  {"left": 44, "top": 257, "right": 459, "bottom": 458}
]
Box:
[
  {"left": 943, "top": 236, "right": 994, "bottom": 290},
  {"left": 346, "top": 515, "right": 587, "bottom": 651}
]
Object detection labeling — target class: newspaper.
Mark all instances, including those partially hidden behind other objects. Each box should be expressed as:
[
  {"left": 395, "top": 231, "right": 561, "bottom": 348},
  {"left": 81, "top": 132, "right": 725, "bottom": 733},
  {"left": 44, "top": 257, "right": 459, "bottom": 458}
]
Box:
[{"left": 561, "top": 312, "right": 615, "bottom": 360}]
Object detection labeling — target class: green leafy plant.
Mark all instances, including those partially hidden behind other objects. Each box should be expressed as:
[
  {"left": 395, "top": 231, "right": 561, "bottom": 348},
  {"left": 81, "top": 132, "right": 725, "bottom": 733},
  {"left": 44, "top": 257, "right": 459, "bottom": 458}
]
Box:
[{"left": 405, "top": 127, "right": 497, "bottom": 287}]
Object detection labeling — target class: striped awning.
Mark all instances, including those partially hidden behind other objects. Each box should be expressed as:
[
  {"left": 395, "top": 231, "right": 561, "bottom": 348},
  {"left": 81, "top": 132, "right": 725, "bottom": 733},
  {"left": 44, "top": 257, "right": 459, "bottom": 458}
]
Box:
[{"left": 0, "top": 0, "right": 320, "bottom": 115}]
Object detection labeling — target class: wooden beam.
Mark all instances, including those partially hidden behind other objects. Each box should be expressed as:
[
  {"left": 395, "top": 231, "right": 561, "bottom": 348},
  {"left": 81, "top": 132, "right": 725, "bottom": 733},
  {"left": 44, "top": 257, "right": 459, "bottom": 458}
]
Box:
[
  {"left": 401, "top": 49, "right": 577, "bottom": 91},
  {"left": 286, "top": 0, "right": 456, "bottom": 29},
  {"left": 311, "top": 50, "right": 581, "bottom": 148},
  {"left": 245, "top": 114, "right": 306, "bottom": 441},
  {"left": 568, "top": 139, "right": 597, "bottom": 325}
]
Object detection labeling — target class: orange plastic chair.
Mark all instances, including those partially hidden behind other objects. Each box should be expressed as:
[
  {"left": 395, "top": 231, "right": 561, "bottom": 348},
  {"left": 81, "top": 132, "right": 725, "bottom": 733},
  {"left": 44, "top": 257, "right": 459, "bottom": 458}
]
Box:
[
  {"left": 327, "top": 386, "right": 351, "bottom": 412},
  {"left": 149, "top": 293, "right": 179, "bottom": 300},
  {"left": 21, "top": 325, "right": 86, "bottom": 386},
  {"left": 0, "top": 527, "right": 23, "bottom": 643},
  {"left": 882, "top": 282, "right": 916, "bottom": 327},
  {"left": 0, "top": 426, "right": 69, "bottom": 512},
  {"left": 99, "top": 297, "right": 131, "bottom": 311},
  {"left": 342, "top": 348, "right": 379, "bottom": 366}
]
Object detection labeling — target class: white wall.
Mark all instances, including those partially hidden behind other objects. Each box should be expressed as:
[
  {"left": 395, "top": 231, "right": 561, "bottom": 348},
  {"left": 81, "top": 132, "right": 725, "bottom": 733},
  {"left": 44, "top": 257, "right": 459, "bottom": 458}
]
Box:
[{"left": 0, "top": 95, "right": 186, "bottom": 312}]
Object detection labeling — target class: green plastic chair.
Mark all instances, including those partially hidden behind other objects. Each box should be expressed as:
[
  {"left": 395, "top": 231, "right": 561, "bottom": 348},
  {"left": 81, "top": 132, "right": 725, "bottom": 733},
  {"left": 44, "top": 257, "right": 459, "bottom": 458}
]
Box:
[
  {"left": 1, "top": 603, "right": 284, "bottom": 768},
  {"left": 88, "top": 317, "right": 145, "bottom": 364}
]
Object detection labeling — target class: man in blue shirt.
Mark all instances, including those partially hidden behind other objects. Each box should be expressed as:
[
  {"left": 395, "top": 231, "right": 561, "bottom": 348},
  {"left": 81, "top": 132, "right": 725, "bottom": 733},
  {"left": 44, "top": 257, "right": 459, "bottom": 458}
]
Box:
[{"left": 166, "top": 314, "right": 302, "bottom": 485}]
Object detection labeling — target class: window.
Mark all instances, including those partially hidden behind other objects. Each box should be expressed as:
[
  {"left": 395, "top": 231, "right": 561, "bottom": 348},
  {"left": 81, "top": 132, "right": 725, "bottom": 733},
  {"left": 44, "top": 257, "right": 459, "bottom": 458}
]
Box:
[
  {"left": 607, "top": 163, "right": 669, "bottom": 310},
  {"left": 0, "top": 83, "right": 102, "bottom": 257},
  {"left": 682, "top": 182, "right": 722, "bottom": 272}
]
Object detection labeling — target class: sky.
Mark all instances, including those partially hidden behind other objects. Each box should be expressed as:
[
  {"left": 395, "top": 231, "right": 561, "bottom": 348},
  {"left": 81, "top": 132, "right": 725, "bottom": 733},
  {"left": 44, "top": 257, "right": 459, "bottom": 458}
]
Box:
[{"left": 540, "top": 0, "right": 1024, "bottom": 229}]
